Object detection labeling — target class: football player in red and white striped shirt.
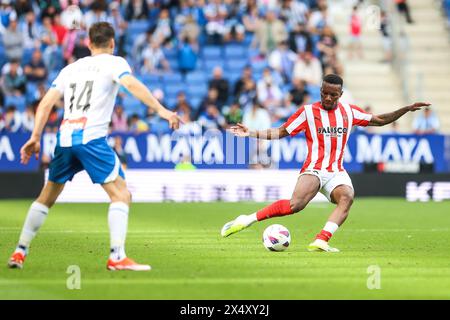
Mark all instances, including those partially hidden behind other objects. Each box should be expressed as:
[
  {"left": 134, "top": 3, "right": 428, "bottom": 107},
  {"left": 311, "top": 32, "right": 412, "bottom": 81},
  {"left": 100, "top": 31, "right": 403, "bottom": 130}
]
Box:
[{"left": 221, "top": 74, "right": 430, "bottom": 252}]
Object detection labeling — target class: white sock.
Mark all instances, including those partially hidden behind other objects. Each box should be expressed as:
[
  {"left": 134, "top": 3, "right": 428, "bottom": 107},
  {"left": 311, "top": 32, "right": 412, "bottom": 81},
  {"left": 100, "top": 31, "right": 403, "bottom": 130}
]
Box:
[
  {"left": 323, "top": 221, "right": 339, "bottom": 235},
  {"left": 16, "top": 202, "right": 49, "bottom": 254},
  {"left": 248, "top": 213, "right": 258, "bottom": 225},
  {"left": 108, "top": 202, "right": 129, "bottom": 261}
]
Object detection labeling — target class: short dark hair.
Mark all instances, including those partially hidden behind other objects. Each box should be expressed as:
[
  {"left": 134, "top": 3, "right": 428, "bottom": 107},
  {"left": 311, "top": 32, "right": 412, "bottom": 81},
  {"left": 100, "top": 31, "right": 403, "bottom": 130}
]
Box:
[
  {"left": 89, "top": 22, "right": 115, "bottom": 48},
  {"left": 323, "top": 74, "right": 344, "bottom": 88}
]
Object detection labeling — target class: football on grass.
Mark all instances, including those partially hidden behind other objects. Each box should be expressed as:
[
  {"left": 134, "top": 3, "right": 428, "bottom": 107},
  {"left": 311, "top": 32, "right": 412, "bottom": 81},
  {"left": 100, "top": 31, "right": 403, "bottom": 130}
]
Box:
[{"left": 262, "top": 224, "right": 291, "bottom": 251}]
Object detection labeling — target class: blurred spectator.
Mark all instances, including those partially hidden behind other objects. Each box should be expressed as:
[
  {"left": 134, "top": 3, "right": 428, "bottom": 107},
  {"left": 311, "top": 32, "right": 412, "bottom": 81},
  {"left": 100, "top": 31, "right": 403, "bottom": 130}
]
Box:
[
  {"left": 2, "top": 105, "right": 21, "bottom": 132},
  {"left": 24, "top": 50, "right": 48, "bottom": 84},
  {"left": 132, "top": 28, "right": 153, "bottom": 64},
  {"left": 51, "top": 14, "right": 68, "bottom": 45},
  {"left": 153, "top": 9, "right": 173, "bottom": 46},
  {"left": 14, "top": 0, "right": 33, "bottom": 19},
  {"left": 209, "top": 66, "right": 229, "bottom": 106},
  {"left": 242, "top": 1, "right": 260, "bottom": 35},
  {"left": 0, "top": 0, "right": 17, "bottom": 34},
  {"left": 113, "top": 135, "right": 127, "bottom": 169},
  {"left": 317, "top": 26, "right": 341, "bottom": 75},
  {"left": 21, "top": 104, "right": 35, "bottom": 132},
  {"left": 288, "top": 22, "right": 313, "bottom": 54},
  {"left": 204, "top": 0, "right": 228, "bottom": 44},
  {"left": 380, "top": 10, "right": 392, "bottom": 63},
  {"left": 237, "top": 78, "right": 257, "bottom": 111},
  {"left": 223, "top": 2, "right": 245, "bottom": 43},
  {"left": 109, "top": 1, "right": 127, "bottom": 57},
  {"left": 1, "top": 60, "right": 26, "bottom": 95},
  {"left": 111, "top": 105, "right": 128, "bottom": 132},
  {"left": 280, "top": 0, "right": 309, "bottom": 31},
  {"left": 178, "top": 14, "right": 201, "bottom": 44},
  {"left": 173, "top": 91, "right": 193, "bottom": 119},
  {"left": 223, "top": 101, "right": 243, "bottom": 125},
  {"left": 234, "top": 65, "right": 252, "bottom": 96},
  {"left": 21, "top": 11, "right": 42, "bottom": 49},
  {"left": 84, "top": 1, "right": 108, "bottom": 29},
  {"left": 396, "top": 0, "right": 414, "bottom": 24},
  {"left": 289, "top": 78, "right": 310, "bottom": 106},
  {"left": 141, "top": 40, "right": 170, "bottom": 74},
  {"left": 39, "top": 0, "right": 62, "bottom": 20},
  {"left": 45, "top": 107, "right": 61, "bottom": 132},
  {"left": 293, "top": 51, "right": 323, "bottom": 86},
  {"left": 198, "top": 87, "right": 221, "bottom": 117},
  {"left": 348, "top": 6, "right": 363, "bottom": 60},
  {"left": 308, "top": 0, "right": 332, "bottom": 33},
  {"left": 129, "top": 114, "right": 150, "bottom": 133},
  {"left": 243, "top": 101, "right": 271, "bottom": 130},
  {"left": 178, "top": 37, "right": 198, "bottom": 74},
  {"left": 268, "top": 40, "right": 297, "bottom": 82},
  {"left": 413, "top": 107, "right": 440, "bottom": 135},
  {"left": 257, "top": 70, "right": 283, "bottom": 110},
  {"left": 63, "top": 27, "right": 89, "bottom": 63},
  {"left": 3, "top": 16, "right": 23, "bottom": 61},
  {"left": 40, "top": 16, "right": 61, "bottom": 71},
  {"left": 125, "top": 0, "right": 149, "bottom": 21},
  {"left": 197, "top": 104, "right": 226, "bottom": 130},
  {"left": 253, "top": 9, "right": 287, "bottom": 55}
]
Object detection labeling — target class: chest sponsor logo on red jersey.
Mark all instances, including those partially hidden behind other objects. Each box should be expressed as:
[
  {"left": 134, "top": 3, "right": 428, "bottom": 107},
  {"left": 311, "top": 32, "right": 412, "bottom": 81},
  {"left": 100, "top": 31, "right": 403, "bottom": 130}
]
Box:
[{"left": 317, "top": 126, "right": 348, "bottom": 136}]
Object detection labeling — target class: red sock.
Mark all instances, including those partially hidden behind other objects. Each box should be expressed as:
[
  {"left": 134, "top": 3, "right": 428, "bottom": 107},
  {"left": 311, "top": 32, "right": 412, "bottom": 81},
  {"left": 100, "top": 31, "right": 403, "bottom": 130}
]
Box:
[
  {"left": 315, "top": 230, "right": 333, "bottom": 242},
  {"left": 256, "top": 200, "right": 294, "bottom": 221}
]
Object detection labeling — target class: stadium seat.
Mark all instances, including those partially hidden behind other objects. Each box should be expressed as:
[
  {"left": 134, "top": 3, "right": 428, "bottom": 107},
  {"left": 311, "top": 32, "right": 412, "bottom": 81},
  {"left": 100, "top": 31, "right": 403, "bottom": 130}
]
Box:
[
  {"left": 165, "top": 83, "right": 185, "bottom": 96},
  {"left": 25, "top": 82, "right": 39, "bottom": 103},
  {"left": 168, "top": 58, "right": 179, "bottom": 70},
  {"left": 189, "top": 97, "right": 203, "bottom": 110},
  {"left": 185, "top": 71, "right": 207, "bottom": 84},
  {"left": 21, "top": 48, "right": 34, "bottom": 64},
  {"left": 127, "top": 20, "right": 150, "bottom": 35},
  {"left": 162, "top": 72, "right": 183, "bottom": 84},
  {"left": 5, "top": 95, "right": 27, "bottom": 111},
  {"left": 123, "top": 96, "right": 146, "bottom": 118},
  {"left": 306, "top": 84, "right": 321, "bottom": 101},
  {"left": 162, "top": 47, "right": 178, "bottom": 60},
  {"left": 139, "top": 73, "right": 160, "bottom": 83},
  {"left": 165, "top": 96, "right": 178, "bottom": 109},
  {"left": 224, "top": 45, "right": 246, "bottom": 59},
  {"left": 187, "top": 83, "right": 208, "bottom": 99},
  {"left": 225, "top": 58, "right": 248, "bottom": 72},
  {"left": 202, "top": 59, "right": 223, "bottom": 74},
  {"left": 227, "top": 71, "right": 242, "bottom": 86},
  {"left": 150, "top": 119, "right": 170, "bottom": 134},
  {"left": 202, "top": 46, "right": 222, "bottom": 59},
  {"left": 251, "top": 59, "right": 268, "bottom": 73}
]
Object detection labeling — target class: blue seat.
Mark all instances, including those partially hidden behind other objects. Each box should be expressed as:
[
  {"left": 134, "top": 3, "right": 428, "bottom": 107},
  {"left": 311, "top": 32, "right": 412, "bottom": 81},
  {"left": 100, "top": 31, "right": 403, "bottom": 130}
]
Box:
[
  {"left": 162, "top": 72, "right": 183, "bottom": 84},
  {"left": 5, "top": 95, "right": 27, "bottom": 111},
  {"left": 227, "top": 71, "right": 242, "bottom": 86},
  {"left": 165, "top": 96, "right": 178, "bottom": 109},
  {"left": 187, "top": 83, "right": 208, "bottom": 99},
  {"left": 224, "top": 45, "right": 246, "bottom": 59},
  {"left": 165, "top": 83, "right": 185, "bottom": 96},
  {"left": 163, "top": 47, "right": 177, "bottom": 60},
  {"left": 168, "top": 58, "right": 179, "bottom": 70},
  {"left": 26, "top": 82, "right": 39, "bottom": 103},
  {"left": 189, "top": 97, "right": 203, "bottom": 110},
  {"left": 122, "top": 96, "right": 146, "bottom": 118},
  {"left": 202, "top": 46, "right": 222, "bottom": 59},
  {"left": 127, "top": 20, "right": 149, "bottom": 35},
  {"left": 251, "top": 59, "right": 268, "bottom": 73},
  {"left": 225, "top": 58, "right": 248, "bottom": 72},
  {"left": 139, "top": 73, "right": 160, "bottom": 83},
  {"left": 185, "top": 71, "right": 207, "bottom": 84},
  {"left": 202, "top": 59, "right": 223, "bottom": 74},
  {"left": 306, "top": 84, "right": 321, "bottom": 101},
  {"left": 150, "top": 120, "right": 170, "bottom": 134}
]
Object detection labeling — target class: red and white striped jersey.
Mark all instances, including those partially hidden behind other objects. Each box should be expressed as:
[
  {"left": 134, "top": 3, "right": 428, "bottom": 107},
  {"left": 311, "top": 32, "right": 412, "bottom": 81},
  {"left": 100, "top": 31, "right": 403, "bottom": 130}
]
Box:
[{"left": 282, "top": 102, "right": 373, "bottom": 173}]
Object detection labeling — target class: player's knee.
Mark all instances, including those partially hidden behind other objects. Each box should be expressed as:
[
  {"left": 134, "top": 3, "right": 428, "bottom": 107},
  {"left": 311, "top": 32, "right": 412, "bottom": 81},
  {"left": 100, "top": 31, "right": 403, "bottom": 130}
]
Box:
[
  {"left": 338, "top": 193, "right": 354, "bottom": 209},
  {"left": 290, "top": 199, "right": 306, "bottom": 213}
]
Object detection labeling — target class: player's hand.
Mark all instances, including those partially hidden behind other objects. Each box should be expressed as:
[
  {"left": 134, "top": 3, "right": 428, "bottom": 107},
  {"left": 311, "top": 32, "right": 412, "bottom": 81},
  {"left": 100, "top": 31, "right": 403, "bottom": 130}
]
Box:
[
  {"left": 408, "top": 102, "right": 431, "bottom": 112},
  {"left": 167, "top": 112, "right": 184, "bottom": 130},
  {"left": 229, "top": 123, "right": 250, "bottom": 137},
  {"left": 20, "top": 136, "right": 40, "bottom": 165}
]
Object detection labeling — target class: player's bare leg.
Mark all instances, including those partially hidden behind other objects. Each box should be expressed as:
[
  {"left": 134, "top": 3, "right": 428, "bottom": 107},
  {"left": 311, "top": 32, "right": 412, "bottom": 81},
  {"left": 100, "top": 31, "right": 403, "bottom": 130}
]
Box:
[
  {"left": 308, "top": 185, "right": 354, "bottom": 253},
  {"left": 221, "top": 174, "right": 320, "bottom": 237},
  {"left": 102, "top": 176, "right": 150, "bottom": 271},
  {"left": 8, "top": 182, "right": 65, "bottom": 269}
]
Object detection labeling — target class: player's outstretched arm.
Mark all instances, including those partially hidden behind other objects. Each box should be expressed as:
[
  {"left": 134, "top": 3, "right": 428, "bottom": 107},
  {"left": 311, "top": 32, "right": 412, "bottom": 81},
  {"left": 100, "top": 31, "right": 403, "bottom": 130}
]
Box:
[
  {"left": 368, "top": 102, "right": 431, "bottom": 127},
  {"left": 20, "top": 88, "right": 62, "bottom": 164},
  {"left": 119, "top": 74, "right": 182, "bottom": 129},
  {"left": 229, "top": 123, "right": 289, "bottom": 140}
]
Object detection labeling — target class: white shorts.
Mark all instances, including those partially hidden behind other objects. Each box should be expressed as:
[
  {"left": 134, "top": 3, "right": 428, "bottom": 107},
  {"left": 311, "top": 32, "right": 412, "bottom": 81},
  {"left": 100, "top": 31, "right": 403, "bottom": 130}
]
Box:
[{"left": 300, "top": 170, "right": 354, "bottom": 202}]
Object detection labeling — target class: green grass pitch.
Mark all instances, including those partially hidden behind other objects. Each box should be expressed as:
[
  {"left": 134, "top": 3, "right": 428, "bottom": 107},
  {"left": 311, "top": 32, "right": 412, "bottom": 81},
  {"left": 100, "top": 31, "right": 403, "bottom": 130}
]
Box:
[{"left": 0, "top": 199, "right": 450, "bottom": 299}]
